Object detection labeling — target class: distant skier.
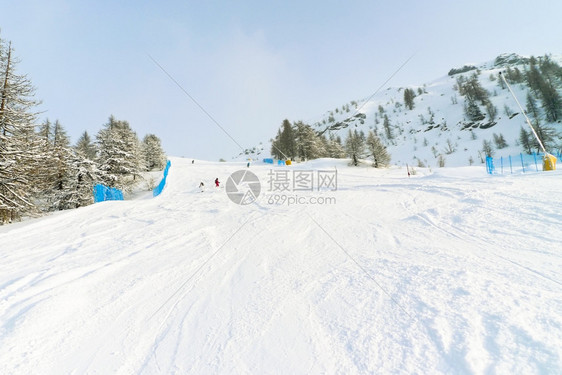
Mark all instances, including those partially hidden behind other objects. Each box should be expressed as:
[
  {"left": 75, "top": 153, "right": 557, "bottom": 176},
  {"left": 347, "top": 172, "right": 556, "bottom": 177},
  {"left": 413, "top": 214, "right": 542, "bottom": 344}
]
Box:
[
  {"left": 199, "top": 181, "right": 205, "bottom": 192},
  {"left": 192, "top": 160, "right": 195, "bottom": 164},
  {"left": 215, "top": 178, "right": 220, "bottom": 187}
]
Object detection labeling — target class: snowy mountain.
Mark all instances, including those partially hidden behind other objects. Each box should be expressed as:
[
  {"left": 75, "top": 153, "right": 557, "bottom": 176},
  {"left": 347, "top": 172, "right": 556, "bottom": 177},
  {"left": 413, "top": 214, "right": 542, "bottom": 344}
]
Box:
[
  {"left": 312, "top": 53, "right": 562, "bottom": 168},
  {"left": 1, "top": 157, "right": 561, "bottom": 373}
]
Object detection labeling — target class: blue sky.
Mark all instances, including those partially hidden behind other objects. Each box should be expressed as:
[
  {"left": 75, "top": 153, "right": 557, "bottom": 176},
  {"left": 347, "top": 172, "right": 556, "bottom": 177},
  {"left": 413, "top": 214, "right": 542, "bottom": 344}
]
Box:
[{"left": 1, "top": 0, "right": 560, "bottom": 160}]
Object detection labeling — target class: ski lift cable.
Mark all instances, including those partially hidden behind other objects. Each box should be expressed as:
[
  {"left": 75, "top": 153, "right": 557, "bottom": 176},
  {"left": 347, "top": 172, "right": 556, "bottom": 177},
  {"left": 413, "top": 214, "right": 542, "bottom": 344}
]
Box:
[
  {"left": 306, "top": 212, "right": 447, "bottom": 363},
  {"left": 499, "top": 72, "right": 548, "bottom": 155},
  {"left": 148, "top": 54, "right": 290, "bottom": 161},
  {"left": 148, "top": 213, "right": 255, "bottom": 322},
  {"left": 335, "top": 52, "right": 417, "bottom": 130},
  {"left": 147, "top": 54, "right": 247, "bottom": 154},
  {"left": 307, "top": 212, "right": 415, "bottom": 320}
]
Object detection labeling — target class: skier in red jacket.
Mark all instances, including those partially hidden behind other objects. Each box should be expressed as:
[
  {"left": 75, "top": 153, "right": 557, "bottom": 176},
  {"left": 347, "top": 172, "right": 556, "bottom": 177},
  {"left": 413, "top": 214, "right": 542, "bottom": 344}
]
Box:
[{"left": 215, "top": 178, "right": 220, "bottom": 187}]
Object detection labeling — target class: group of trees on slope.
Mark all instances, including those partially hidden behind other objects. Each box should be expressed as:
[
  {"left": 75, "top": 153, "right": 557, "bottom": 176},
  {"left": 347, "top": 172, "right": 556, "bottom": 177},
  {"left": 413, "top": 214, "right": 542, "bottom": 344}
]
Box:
[
  {"left": 401, "top": 54, "right": 562, "bottom": 162},
  {"left": 0, "top": 36, "right": 166, "bottom": 224},
  {"left": 454, "top": 55, "right": 562, "bottom": 156},
  {"left": 270, "top": 119, "right": 390, "bottom": 167}
]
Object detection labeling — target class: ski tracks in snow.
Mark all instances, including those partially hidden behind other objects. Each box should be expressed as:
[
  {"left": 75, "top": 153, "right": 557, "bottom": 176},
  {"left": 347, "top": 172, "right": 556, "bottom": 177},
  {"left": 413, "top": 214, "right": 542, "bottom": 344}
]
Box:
[{"left": 1, "top": 159, "right": 561, "bottom": 374}]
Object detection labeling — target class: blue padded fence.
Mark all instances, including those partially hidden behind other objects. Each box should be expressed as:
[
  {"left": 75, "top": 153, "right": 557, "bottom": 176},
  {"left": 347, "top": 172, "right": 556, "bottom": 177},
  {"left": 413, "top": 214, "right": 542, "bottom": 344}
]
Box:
[
  {"left": 153, "top": 160, "right": 171, "bottom": 197},
  {"left": 486, "top": 152, "right": 561, "bottom": 175},
  {"left": 93, "top": 184, "right": 124, "bottom": 203},
  {"left": 263, "top": 158, "right": 274, "bottom": 164}
]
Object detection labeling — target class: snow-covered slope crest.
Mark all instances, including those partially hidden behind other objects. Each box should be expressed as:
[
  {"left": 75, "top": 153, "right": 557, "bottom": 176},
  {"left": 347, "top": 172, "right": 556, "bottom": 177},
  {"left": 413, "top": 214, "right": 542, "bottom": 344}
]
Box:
[
  {"left": 313, "top": 53, "right": 562, "bottom": 168},
  {"left": 0, "top": 157, "right": 561, "bottom": 374}
]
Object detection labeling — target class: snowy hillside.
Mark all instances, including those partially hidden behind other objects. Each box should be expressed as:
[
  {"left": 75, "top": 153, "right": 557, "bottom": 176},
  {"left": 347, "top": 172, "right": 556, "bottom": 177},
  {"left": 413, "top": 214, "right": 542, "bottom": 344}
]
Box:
[
  {"left": 312, "top": 53, "right": 562, "bottom": 168},
  {"left": 1, "top": 157, "right": 561, "bottom": 374}
]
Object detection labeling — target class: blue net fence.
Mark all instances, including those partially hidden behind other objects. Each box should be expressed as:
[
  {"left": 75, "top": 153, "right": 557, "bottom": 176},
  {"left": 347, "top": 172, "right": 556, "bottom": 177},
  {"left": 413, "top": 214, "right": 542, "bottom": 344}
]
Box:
[
  {"left": 93, "top": 184, "right": 124, "bottom": 203},
  {"left": 263, "top": 158, "right": 290, "bottom": 165},
  {"left": 486, "top": 152, "right": 561, "bottom": 175},
  {"left": 153, "top": 160, "right": 171, "bottom": 197}
]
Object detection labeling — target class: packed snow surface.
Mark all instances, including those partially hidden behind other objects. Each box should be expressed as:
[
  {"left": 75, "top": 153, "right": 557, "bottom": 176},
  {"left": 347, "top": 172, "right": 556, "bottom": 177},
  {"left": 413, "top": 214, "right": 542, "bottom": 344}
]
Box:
[{"left": 1, "top": 157, "right": 561, "bottom": 374}]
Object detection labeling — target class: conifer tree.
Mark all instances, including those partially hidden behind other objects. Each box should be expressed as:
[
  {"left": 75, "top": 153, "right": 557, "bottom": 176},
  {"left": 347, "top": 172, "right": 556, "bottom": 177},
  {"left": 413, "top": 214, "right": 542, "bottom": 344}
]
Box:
[
  {"left": 403, "top": 88, "right": 416, "bottom": 110},
  {"left": 539, "top": 81, "right": 562, "bottom": 122},
  {"left": 294, "top": 121, "right": 325, "bottom": 160},
  {"left": 533, "top": 123, "right": 558, "bottom": 152},
  {"left": 38, "top": 118, "right": 52, "bottom": 143},
  {"left": 485, "top": 102, "right": 497, "bottom": 121},
  {"left": 44, "top": 120, "right": 76, "bottom": 210},
  {"left": 482, "top": 139, "right": 495, "bottom": 157},
  {"left": 458, "top": 73, "right": 490, "bottom": 105},
  {"left": 75, "top": 131, "right": 97, "bottom": 160},
  {"left": 279, "top": 119, "right": 296, "bottom": 159},
  {"left": 383, "top": 114, "right": 394, "bottom": 140},
  {"left": 366, "top": 131, "right": 391, "bottom": 168},
  {"left": 464, "top": 98, "right": 485, "bottom": 121},
  {"left": 525, "top": 92, "right": 540, "bottom": 124},
  {"left": 325, "top": 133, "right": 346, "bottom": 158},
  {"left": 492, "top": 133, "right": 508, "bottom": 149},
  {"left": 55, "top": 151, "right": 100, "bottom": 209},
  {"left": 345, "top": 129, "right": 366, "bottom": 166},
  {"left": 519, "top": 127, "right": 533, "bottom": 154},
  {"left": 35, "top": 118, "right": 58, "bottom": 193},
  {"left": 141, "top": 134, "right": 167, "bottom": 170},
  {"left": 96, "top": 115, "right": 143, "bottom": 190},
  {"left": 270, "top": 128, "right": 283, "bottom": 159},
  {"left": 526, "top": 57, "right": 562, "bottom": 122},
  {"left": 525, "top": 59, "right": 543, "bottom": 96},
  {"left": 270, "top": 119, "right": 296, "bottom": 160},
  {"left": 0, "top": 37, "right": 41, "bottom": 223}
]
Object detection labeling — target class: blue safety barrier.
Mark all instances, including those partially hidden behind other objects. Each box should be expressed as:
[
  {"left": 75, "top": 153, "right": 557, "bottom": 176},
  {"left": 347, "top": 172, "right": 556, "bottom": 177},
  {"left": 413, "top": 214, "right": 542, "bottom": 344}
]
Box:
[
  {"left": 263, "top": 158, "right": 274, "bottom": 164},
  {"left": 486, "top": 156, "right": 495, "bottom": 174},
  {"left": 153, "top": 160, "right": 171, "bottom": 197},
  {"left": 486, "top": 152, "right": 560, "bottom": 175},
  {"left": 93, "top": 184, "right": 124, "bottom": 203}
]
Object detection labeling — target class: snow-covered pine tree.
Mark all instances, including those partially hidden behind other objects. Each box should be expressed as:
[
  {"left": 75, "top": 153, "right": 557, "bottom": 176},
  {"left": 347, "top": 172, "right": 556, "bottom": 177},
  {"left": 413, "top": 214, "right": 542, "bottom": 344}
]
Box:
[
  {"left": 294, "top": 121, "right": 326, "bottom": 160},
  {"left": 464, "top": 98, "right": 485, "bottom": 121},
  {"left": 325, "top": 133, "right": 346, "bottom": 158},
  {"left": 345, "top": 129, "right": 366, "bottom": 166},
  {"left": 55, "top": 151, "right": 101, "bottom": 209},
  {"left": 0, "top": 38, "right": 41, "bottom": 223},
  {"left": 44, "top": 120, "right": 82, "bottom": 211},
  {"left": 96, "top": 115, "right": 143, "bottom": 191},
  {"left": 270, "top": 119, "right": 297, "bottom": 160},
  {"left": 366, "top": 131, "right": 391, "bottom": 168},
  {"left": 75, "top": 131, "right": 97, "bottom": 160},
  {"left": 38, "top": 118, "right": 52, "bottom": 143},
  {"left": 35, "top": 118, "right": 58, "bottom": 188},
  {"left": 141, "top": 134, "right": 166, "bottom": 170},
  {"left": 52, "top": 119, "right": 71, "bottom": 188}
]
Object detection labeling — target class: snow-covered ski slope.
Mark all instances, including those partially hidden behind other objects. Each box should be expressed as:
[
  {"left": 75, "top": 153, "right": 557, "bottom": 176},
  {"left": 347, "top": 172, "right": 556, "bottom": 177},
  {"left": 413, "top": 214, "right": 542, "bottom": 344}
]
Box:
[{"left": 1, "top": 157, "right": 561, "bottom": 374}]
